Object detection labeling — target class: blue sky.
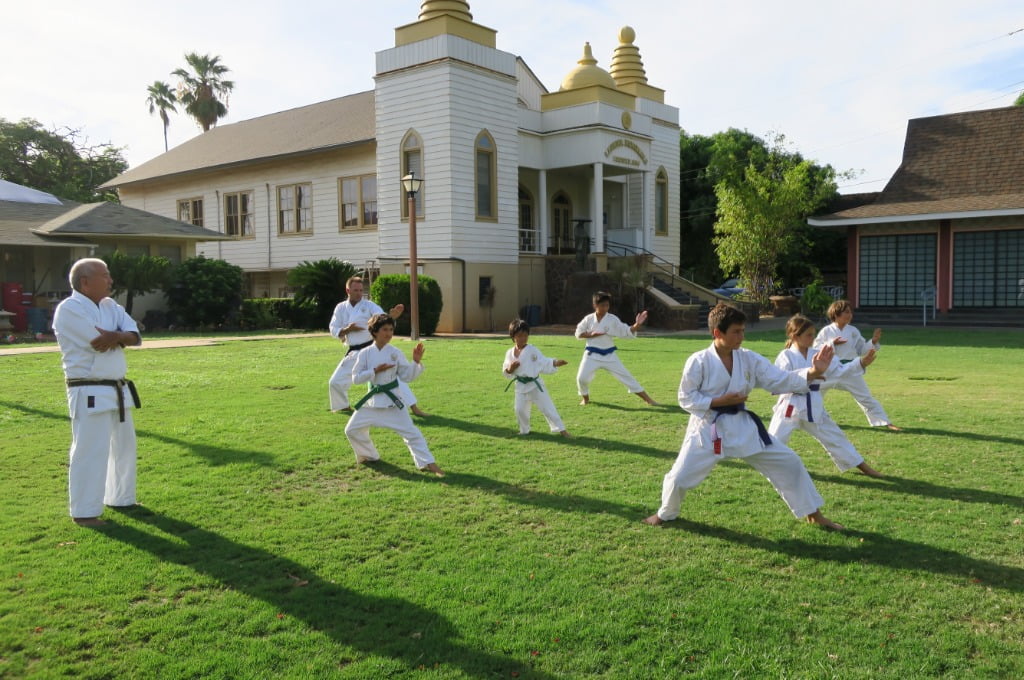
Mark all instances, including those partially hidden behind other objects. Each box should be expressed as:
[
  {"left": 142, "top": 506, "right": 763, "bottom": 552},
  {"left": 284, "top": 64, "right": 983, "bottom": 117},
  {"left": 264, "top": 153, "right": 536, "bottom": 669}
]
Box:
[{"left": 3, "top": 0, "right": 1021, "bottom": 193}]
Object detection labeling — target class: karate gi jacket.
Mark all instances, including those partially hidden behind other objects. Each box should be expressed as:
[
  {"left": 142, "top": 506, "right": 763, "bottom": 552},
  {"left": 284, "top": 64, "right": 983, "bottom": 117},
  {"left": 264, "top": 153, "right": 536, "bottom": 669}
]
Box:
[
  {"left": 772, "top": 347, "right": 864, "bottom": 420},
  {"left": 329, "top": 298, "right": 384, "bottom": 348},
  {"left": 575, "top": 312, "right": 634, "bottom": 361},
  {"left": 502, "top": 344, "right": 558, "bottom": 394},
  {"left": 813, "top": 322, "right": 879, "bottom": 362},
  {"left": 351, "top": 343, "right": 423, "bottom": 408}
]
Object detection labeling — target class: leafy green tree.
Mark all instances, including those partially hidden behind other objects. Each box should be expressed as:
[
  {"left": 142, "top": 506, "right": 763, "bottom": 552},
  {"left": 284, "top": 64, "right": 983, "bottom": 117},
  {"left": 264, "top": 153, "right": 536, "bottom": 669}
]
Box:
[
  {"left": 713, "top": 135, "right": 840, "bottom": 309},
  {"left": 1015, "top": 91, "right": 1024, "bottom": 106},
  {"left": 172, "top": 53, "right": 234, "bottom": 132},
  {"left": 102, "top": 251, "right": 172, "bottom": 315},
  {"left": 0, "top": 118, "right": 127, "bottom": 202},
  {"left": 286, "top": 258, "right": 358, "bottom": 327},
  {"left": 164, "top": 255, "right": 244, "bottom": 328},
  {"left": 146, "top": 80, "right": 178, "bottom": 152}
]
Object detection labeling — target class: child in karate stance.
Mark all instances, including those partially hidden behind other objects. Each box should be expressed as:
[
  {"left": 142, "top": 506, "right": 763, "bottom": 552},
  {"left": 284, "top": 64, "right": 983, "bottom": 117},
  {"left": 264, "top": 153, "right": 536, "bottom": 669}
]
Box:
[
  {"left": 769, "top": 314, "right": 883, "bottom": 478},
  {"left": 503, "top": 319, "right": 571, "bottom": 437},
  {"left": 644, "top": 303, "right": 843, "bottom": 531},
  {"left": 344, "top": 314, "right": 444, "bottom": 477},
  {"left": 575, "top": 291, "right": 658, "bottom": 406},
  {"left": 814, "top": 300, "right": 900, "bottom": 430}
]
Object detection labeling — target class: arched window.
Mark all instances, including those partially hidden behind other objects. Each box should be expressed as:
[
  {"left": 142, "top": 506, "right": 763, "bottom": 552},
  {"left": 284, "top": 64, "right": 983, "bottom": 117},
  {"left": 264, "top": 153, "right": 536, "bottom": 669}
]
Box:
[
  {"left": 401, "top": 131, "right": 424, "bottom": 218},
  {"left": 655, "top": 168, "right": 668, "bottom": 235},
  {"left": 475, "top": 131, "right": 497, "bottom": 220},
  {"left": 518, "top": 185, "right": 536, "bottom": 253}
]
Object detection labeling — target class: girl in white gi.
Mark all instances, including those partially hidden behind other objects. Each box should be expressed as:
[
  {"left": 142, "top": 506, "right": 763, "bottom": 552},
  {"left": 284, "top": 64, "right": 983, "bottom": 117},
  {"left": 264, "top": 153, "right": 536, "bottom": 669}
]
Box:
[
  {"left": 344, "top": 314, "right": 444, "bottom": 477},
  {"left": 769, "top": 314, "right": 883, "bottom": 478},
  {"left": 644, "top": 303, "right": 843, "bottom": 531},
  {"left": 575, "top": 291, "right": 658, "bottom": 406},
  {"left": 328, "top": 276, "right": 428, "bottom": 417},
  {"left": 813, "top": 300, "right": 900, "bottom": 430},
  {"left": 502, "top": 319, "right": 571, "bottom": 437}
]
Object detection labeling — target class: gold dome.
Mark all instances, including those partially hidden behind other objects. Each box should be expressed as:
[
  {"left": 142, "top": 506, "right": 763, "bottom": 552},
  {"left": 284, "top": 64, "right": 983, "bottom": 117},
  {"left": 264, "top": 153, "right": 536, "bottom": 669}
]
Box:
[
  {"left": 609, "top": 25, "right": 648, "bottom": 86},
  {"left": 559, "top": 43, "right": 617, "bottom": 91},
  {"left": 418, "top": 0, "right": 472, "bottom": 21}
]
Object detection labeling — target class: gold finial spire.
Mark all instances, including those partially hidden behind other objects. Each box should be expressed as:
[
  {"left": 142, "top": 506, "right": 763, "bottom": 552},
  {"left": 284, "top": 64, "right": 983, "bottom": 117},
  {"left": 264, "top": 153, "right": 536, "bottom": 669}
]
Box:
[
  {"left": 559, "top": 42, "right": 617, "bottom": 91},
  {"left": 418, "top": 0, "right": 472, "bottom": 22},
  {"left": 609, "top": 26, "right": 649, "bottom": 86}
]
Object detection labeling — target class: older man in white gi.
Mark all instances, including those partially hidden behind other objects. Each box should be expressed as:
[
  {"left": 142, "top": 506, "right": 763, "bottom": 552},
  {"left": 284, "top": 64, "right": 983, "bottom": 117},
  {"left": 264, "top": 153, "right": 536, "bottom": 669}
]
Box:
[{"left": 53, "top": 258, "right": 141, "bottom": 526}]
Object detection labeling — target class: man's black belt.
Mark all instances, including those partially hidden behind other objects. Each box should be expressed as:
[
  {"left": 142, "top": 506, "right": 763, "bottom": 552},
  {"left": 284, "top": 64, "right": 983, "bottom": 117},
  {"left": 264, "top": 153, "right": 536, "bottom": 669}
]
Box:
[
  {"left": 66, "top": 378, "right": 141, "bottom": 422},
  {"left": 345, "top": 340, "right": 373, "bottom": 356}
]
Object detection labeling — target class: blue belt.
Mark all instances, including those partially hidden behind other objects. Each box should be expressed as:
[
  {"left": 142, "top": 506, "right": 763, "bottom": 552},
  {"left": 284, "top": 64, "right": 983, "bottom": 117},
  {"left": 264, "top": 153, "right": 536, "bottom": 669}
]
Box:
[
  {"left": 710, "top": 404, "right": 771, "bottom": 454},
  {"left": 805, "top": 383, "right": 821, "bottom": 422},
  {"left": 585, "top": 346, "right": 616, "bottom": 356}
]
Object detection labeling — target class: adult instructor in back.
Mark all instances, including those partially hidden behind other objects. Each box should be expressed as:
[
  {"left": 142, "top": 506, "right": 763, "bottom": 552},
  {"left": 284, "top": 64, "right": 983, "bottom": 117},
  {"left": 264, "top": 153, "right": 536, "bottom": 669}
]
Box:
[{"left": 53, "top": 258, "right": 141, "bottom": 526}]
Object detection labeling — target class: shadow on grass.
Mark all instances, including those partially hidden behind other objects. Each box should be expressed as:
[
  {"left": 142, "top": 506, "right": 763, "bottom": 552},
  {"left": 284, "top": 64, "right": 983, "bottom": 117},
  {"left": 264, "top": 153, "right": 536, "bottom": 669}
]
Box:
[
  {"left": 420, "top": 414, "right": 677, "bottom": 460},
  {"left": 0, "top": 400, "right": 279, "bottom": 469},
  {"left": 665, "top": 518, "right": 1024, "bottom": 593},
  {"left": 810, "top": 471, "right": 1023, "bottom": 508},
  {"left": 103, "top": 507, "right": 552, "bottom": 678},
  {"left": 840, "top": 423, "right": 1024, "bottom": 448}
]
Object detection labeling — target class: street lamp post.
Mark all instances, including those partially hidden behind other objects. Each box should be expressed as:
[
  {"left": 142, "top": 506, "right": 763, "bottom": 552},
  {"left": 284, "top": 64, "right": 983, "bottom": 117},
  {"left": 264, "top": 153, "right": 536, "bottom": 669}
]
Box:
[{"left": 401, "top": 172, "right": 423, "bottom": 341}]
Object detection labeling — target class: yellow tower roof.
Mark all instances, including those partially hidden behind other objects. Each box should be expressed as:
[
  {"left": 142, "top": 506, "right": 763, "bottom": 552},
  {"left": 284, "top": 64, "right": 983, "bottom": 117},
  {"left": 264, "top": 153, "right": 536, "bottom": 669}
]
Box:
[
  {"left": 608, "top": 26, "right": 665, "bottom": 103},
  {"left": 559, "top": 43, "right": 617, "bottom": 91},
  {"left": 418, "top": 0, "right": 472, "bottom": 22}
]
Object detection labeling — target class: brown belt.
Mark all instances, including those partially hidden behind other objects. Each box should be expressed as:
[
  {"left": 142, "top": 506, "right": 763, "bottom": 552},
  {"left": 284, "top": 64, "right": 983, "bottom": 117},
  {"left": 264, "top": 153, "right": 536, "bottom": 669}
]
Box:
[{"left": 65, "top": 378, "right": 141, "bottom": 422}]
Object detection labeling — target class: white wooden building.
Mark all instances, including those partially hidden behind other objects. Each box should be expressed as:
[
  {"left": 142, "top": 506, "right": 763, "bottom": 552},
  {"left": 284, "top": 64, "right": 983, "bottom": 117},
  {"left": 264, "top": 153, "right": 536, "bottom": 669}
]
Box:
[{"left": 103, "top": 1, "right": 681, "bottom": 332}]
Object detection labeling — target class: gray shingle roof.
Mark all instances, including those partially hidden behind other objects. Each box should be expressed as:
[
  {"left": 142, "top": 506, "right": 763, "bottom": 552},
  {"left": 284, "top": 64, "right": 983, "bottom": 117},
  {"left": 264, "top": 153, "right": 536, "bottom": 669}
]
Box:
[
  {"left": 813, "top": 105, "right": 1024, "bottom": 223},
  {"left": 103, "top": 90, "right": 376, "bottom": 188}
]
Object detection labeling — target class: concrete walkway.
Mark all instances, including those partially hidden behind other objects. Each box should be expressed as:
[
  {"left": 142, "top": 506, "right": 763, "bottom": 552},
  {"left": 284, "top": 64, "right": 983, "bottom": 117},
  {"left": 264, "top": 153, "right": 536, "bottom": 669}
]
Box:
[{"left": 0, "top": 318, "right": 793, "bottom": 357}]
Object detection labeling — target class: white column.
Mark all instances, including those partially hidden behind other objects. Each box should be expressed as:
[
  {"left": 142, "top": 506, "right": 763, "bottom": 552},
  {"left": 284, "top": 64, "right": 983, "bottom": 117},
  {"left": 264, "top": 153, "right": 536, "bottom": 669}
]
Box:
[
  {"left": 538, "top": 169, "right": 548, "bottom": 255},
  {"left": 640, "top": 170, "right": 649, "bottom": 252},
  {"left": 592, "top": 162, "right": 604, "bottom": 252}
]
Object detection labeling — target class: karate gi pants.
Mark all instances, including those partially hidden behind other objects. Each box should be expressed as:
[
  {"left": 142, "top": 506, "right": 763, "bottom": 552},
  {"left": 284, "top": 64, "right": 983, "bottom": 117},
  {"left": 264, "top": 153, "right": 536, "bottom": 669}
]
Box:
[
  {"left": 830, "top": 370, "right": 890, "bottom": 427},
  {"left": 514, "top": 389, "right": 565, "bottom": 434},
  {"left": 768, "top": 409, "right": 864, "bottom": 473},
  {"left": 576, "top": 353, "right": 643, "bottom": 396},
  {"left": 68, "top": 409, "right": 137, "bottom": 518},
  {"left": 657, "top": 441, "right": 824, "bottom": 521},
  {"left": 345, "top": 406, "right": 435, "bottom": 468}
]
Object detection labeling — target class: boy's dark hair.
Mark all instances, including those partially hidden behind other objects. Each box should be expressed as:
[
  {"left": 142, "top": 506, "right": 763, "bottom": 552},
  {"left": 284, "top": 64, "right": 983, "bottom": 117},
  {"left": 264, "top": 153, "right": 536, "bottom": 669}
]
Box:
[
  {"left": 368, "top": 313, "right": 395, "bottom": 335},
  {"left": 826, "top": 299, "right": 852, "bottom": 322},
  {"left": 509, "top": 318, "right": 530, "bottom": 338},
  {"left": 592, "top": 291, "right": 613, "bottom": 305},
  {"left": 708, "top": 302, "right": 746, "bottom": 334}
]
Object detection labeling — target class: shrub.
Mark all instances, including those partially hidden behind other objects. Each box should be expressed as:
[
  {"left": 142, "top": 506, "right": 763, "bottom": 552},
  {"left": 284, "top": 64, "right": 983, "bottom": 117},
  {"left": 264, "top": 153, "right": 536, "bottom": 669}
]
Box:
[
  {"left": 286, "top": 258, "right": 358, "bottom": 328},
  {"left": 164, "top": 255, "right": 244, "bottom": 328},
  {"left": 800, "top": 279, "right": 833, "bottom": 320},
  {"left": 370, "top": 274, "right": 443, "bottom": 336}
]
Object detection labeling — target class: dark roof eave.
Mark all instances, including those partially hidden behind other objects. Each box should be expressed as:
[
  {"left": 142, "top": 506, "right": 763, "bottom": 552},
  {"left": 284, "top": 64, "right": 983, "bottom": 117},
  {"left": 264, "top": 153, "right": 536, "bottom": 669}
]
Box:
[
  {"left": 102, "top": 138, "right": 376, "bottom": 190},
  {"left": 809, "top": 206, "right": 1024, "bottom": 227},
  {"left": 29, "top": 228, "right": 232, "bottom": 241}
]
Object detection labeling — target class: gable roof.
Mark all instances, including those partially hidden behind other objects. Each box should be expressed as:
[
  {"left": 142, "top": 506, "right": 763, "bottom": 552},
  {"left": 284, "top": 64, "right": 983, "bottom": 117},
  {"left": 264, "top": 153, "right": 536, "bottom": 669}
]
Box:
[
  {"left": 810, "top": 105, "right": 1024, "bottom": 225},
  {"left": 0, "top": 200, "right": 89, "bottom": 247},
  {"left": 103, "top": 90, "right": 376, "bottom": 189}
]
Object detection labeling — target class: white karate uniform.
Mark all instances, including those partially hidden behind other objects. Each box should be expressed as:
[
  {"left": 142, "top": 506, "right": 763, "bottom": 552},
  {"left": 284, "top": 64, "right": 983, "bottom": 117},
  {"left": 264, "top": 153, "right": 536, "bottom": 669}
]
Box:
[
  {"left": 503, "top": 344, "right": 566, "bottom": 434},
  {"left": 53, "top": 290, "right": 140, "bottom": 518},
  {"left": 814, "top": 322, "right": 890, "bottom": 426},
  {"left": 327, "top": 298, "right": 418, "bottom": 411},
  {"left": 344, "top": 343, "right": 435, "bottom": 468},
  {"left": 656, "top": 344, "right": 825, "bottom": 521},
  {"left": 768, "top": 347, "right": 866, "bottom": 472},
  {"left": 574, "top": 312, "right": 644, "bottom": 396}
]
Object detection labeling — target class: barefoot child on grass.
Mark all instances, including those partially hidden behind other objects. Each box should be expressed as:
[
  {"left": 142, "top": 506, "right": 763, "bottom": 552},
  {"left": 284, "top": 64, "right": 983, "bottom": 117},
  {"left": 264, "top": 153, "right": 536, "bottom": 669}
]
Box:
[
  {"left": 643, "top": 303, "right": 843, "bottom": 531},
  {"left": 814, "top": 300, "right": 900, "bottom": 431},
  {"left": 503, "top": 319, "right": 571, "bottom": 438},
  {"left": 344, "top": 314, "right": 444, "bottom": 477},
  {"left": 574, "top": 291, "right": 658, "bottom": 406},
  {"left": 769, "top": 314, "right": 883, "bottom": 478}
]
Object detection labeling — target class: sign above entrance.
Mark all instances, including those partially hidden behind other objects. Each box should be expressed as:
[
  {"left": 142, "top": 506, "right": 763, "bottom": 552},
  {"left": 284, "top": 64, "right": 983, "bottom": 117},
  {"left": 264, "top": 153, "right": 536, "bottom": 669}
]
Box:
[{"left": 604, "top": 138, "right": 647, "bottom": 168}]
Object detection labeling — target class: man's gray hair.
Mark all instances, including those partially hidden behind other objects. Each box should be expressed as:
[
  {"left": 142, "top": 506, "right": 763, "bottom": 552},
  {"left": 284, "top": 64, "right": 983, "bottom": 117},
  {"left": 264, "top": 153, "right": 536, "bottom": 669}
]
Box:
[{"left": 69, "top": 258, "right": 107, "bottom": 291}]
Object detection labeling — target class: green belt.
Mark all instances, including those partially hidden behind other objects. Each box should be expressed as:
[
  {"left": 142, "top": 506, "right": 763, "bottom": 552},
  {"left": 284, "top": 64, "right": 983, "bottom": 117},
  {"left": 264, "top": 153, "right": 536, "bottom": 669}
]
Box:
[
  {"left": 839, "top": 359, "right": 854, "bottom": 364},
  {"left": 353, "top": 379, "right": 404, "bottom": 409},
  {"left": 505, "top": 376, "right": 542, "bottom": 392}
]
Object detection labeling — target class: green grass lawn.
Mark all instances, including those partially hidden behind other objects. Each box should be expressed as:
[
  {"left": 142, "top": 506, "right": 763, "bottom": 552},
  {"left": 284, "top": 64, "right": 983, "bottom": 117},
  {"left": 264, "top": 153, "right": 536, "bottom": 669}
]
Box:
[{"left": 1, "top": 328, "right": 1021, "bottom": 678}]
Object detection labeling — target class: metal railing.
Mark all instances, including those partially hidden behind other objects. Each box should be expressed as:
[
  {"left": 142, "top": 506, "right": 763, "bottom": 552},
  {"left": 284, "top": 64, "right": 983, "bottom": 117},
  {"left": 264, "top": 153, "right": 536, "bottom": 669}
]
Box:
[{"left": 920, "top": 286, "right": 936, "bottom": 326}]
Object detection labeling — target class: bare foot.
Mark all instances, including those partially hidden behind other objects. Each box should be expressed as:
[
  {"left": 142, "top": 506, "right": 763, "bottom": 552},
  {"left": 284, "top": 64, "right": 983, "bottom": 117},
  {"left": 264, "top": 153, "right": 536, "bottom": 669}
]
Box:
[
  {"left": 422, "top": 462, "right": 445, "bottom": 477},
  {"left": 884, "top": 423, "right": 902, "bottom": 431},
  {"left": 857, "top": 462, "right": 883, "bottom": 478},
  {"left": 334, "top": 407, "right": 353, "bottom": 414},
  {"left": 637, "top": 391, "right": 659, "bottom": 406},
  {"left": 559, "top": 430, "right": 572, "bottom": 439},
  {"left": 806, "top": 511, "right": 844, "bottom": 531},
  {"left": 73, "top": 517, "right": 107, "bottom": 527},
  {"left": 579, "top": 396, "right": 590, "bottom": 406},
  {"left": 641, "top": 514, "right": 664, "bottom": 526},
  {"left": 411, "top": 406, "right": 429, "bottom": 417}
]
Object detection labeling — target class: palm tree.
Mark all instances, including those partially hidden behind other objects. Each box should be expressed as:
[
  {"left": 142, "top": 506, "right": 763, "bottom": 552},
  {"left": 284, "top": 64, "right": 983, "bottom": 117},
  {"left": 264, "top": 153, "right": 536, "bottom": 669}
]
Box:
[
  {"left": 172, "top": 53, "right": 235, "bottom": 132},
  {"left": 145, "top": 80, "right": 178, "bottom": 151}
]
